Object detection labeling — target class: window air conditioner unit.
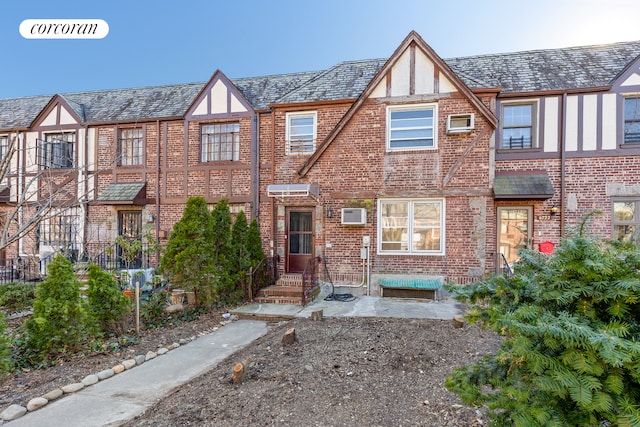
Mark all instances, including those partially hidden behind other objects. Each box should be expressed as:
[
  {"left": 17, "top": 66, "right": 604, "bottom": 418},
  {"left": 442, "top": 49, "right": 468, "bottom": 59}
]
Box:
[
  {"left": 446, "top": 114, "right": 474, "bottom": 134},
  {"left": 341, "top": 208, "right": 367, "bottom": 225}
]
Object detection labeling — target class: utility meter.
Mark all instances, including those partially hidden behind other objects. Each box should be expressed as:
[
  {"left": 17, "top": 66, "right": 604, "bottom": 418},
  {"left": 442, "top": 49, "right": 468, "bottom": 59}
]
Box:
[{"left": 362, "top": 235, "right": 371, "bottom": 247}]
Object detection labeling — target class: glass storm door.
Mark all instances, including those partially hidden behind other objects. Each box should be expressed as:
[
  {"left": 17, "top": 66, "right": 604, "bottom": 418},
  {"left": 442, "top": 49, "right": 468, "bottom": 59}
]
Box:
[
  {"left": 286, "top": 210, "right": 313, "bottom": 273},
  {"left": 497, "top": 207, "right": 532, "bottom": 274}
]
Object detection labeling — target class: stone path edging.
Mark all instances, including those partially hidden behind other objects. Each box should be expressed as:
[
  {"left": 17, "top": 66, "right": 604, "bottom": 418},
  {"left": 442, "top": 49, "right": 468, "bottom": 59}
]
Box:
[{"left": 0, "top": 318, "right": 238, "bottom": 423}]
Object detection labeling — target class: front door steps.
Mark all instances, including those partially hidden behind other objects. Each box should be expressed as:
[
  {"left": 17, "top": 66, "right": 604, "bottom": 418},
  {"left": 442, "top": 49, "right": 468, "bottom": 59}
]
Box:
[{"left": 254, "top": 274, "right": 320, "bottom": 306}]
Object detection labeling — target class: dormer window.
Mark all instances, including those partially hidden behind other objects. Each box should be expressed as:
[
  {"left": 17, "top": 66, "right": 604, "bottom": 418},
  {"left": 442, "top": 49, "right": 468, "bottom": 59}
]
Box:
[{"left": 42, "top": 132, "right": 75, "bottom": 169}]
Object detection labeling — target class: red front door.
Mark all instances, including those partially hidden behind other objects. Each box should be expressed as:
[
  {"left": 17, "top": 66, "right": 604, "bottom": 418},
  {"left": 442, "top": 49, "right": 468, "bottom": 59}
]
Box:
[{"left": 286, "top": 209, "right": 314, "bottom": 273}]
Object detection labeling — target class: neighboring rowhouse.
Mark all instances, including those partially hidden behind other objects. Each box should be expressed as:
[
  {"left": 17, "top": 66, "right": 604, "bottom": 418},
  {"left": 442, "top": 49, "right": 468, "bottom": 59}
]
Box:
[{"left": 0, "top": 31, "right": 639, "bottom": 298}]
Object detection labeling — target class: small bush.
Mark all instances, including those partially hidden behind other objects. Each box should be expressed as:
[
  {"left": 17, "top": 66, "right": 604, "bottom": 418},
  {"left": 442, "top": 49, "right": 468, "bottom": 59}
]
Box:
[
  {"left": 0, "top": 313, "right": 13, "bottom": 375},
  {"left": 140, "top": 290, "right": 170, "bottom": 329},
  {"left": 22, "top": 255, "right": 92, "bottom": 361},
  {"left": 0, "top": 282, "right": 36, "bottom": 314},
  {"left": 86, "top": 264, "right": 132, "bottom": 334}
]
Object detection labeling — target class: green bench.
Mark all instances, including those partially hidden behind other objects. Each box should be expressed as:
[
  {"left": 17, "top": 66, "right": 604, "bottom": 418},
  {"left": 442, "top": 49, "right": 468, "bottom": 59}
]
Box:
[{"left": 379, "top": 278, "right": 441, "bottom": 301}]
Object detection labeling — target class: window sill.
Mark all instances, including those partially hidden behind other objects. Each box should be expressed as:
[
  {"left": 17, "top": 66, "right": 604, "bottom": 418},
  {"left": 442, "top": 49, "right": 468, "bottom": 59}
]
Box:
[
  {"left": 377, "top": 251, "right": 445, "bottom": 257},
  {"left": 496, "top": 147, "right": 540, "bottom": 154},
  {"left": 619, "top": 142, "right": 640, "bottom": 149}
]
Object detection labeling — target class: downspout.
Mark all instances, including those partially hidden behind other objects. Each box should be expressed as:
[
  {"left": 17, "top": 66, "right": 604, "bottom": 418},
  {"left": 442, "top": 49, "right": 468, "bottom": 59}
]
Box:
[
  {"left": 560, "top": 93, "right": 567, "bottom": 237},
  {"left": 17, "top": 131, "right": 24, "bottom": 256},
  {"left": 251, "top": 113, "right": 259, "bottom": 220},
  {"left": 155, "top": 120, "right": 161, "bottom": 243},
  {"left": 82, "top": 124, "right": 89, "bottom": 259},
  {"left": 270, "top": 109, "right": 277, "bottom": 260}
]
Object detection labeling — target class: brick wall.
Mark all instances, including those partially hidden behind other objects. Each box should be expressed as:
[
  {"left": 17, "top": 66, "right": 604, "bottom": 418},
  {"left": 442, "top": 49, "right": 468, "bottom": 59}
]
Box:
[{"left": 260, "top": 97, "right": 497, "bottom": 286}]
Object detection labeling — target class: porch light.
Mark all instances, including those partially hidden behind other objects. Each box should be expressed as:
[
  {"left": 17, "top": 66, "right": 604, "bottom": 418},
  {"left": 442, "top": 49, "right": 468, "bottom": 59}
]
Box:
[{"left": 550, "top": 206, "right": 559, "bottom": 216}]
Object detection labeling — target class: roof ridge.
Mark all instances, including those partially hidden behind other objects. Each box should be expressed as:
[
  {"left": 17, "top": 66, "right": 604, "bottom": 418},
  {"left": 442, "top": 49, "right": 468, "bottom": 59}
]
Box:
[{"left": 445, "top": 39, "right": 640, "bottom": 62}]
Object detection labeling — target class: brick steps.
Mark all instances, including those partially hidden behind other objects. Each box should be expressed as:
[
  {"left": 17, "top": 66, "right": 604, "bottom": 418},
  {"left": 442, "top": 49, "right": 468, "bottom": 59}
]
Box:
[{"left": 253, "top": 273, "right": 319, "bottom": 306}]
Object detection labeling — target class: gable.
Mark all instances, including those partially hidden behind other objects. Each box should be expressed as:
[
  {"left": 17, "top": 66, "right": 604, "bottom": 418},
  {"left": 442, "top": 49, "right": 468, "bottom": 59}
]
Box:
[
  {"left": 370, "top": 45, "right": 457, "bottom": 98},
  {"left": 621, "top": 72, "right": 640, "bottom": 87},
  {"left": 612, "top": 56, "right": 640, "bottom": 91},
  {"left": 298, "top": 31, "right": 498, "bottom": 177},
  {"left": 32, "top": 95, "right": 83, "bottom": 128},
  {"left": 186, "top": 70, "right": 253, "bottom": 119}
]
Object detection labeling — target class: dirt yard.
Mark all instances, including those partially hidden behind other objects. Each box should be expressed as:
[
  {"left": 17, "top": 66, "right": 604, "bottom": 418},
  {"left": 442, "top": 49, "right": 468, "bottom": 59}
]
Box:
[
  {"left": 123, "top": 316, "right": 501, "bottom": 427},
  {"left": 1, "top": 310, "right": 502, "bottom": 426}
]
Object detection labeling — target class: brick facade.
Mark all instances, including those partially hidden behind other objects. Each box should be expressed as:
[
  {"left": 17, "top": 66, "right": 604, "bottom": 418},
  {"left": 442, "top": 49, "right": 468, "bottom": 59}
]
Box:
[{"left": 1, "top": 31, "right": 640, "bottom": 295}]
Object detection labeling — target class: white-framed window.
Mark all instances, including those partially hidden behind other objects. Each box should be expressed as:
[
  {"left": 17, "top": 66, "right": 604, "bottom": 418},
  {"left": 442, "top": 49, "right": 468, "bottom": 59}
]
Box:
[
  {"left": 118, "top": 127, "right": 144, "bottom": 166},
  {"left": 201, "top": 122, "right": 240, "bottom": 162},
  {"left": 378, "top": 198, "right": 445, "bottom": 255},
  {"left": 286, "top": 111, "right": 316, "bottom": 155},
  {"left": 624, "top": 96, "right": 640, "bottom": 144},
  {"left": 387, "top": 104, "right": 437, "bottom": 151},
  {"left": 41, "top": 132, "right": 75, "bottom": 169},
  {"left": 612, "top": 200, "right": 640, "bottom": 242},
  {"left": 500, "top": 101, "right": 538, "bottom": 149},
  {"left": 0, "top": 135, "right": 8, "bottom": 162},
  {"left": 40, "top": 207, "right": 81, "bottom": 247}
]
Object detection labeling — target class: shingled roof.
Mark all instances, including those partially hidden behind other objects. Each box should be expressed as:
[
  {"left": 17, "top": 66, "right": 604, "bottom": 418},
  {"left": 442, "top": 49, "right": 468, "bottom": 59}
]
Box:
[
  {"left": 445, "top": 40, "right": 640, "bottom": 93},
  {"left": 1, "top": 39, "right": 640, "bottom": 129}
]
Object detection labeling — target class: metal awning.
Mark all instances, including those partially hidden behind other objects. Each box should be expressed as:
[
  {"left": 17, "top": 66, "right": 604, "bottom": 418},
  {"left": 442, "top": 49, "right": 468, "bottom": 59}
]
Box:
[
  {"left": 494, "top": 171, "right": 555, "bottom": 200},
  {"left": 267, "top": 183, "right": 319, "bottom": 198},
  {"left": 97, "top": 182, "right": 146, "bottom": 205}
]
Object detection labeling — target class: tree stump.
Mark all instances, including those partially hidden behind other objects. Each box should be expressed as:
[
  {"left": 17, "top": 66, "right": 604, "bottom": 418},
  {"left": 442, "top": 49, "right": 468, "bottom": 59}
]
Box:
[
  {"left": 231, "top": 359, "right": 249, "bottom": 384},
  {"left": 282, "top": 327, "right": 296, "bottom": 345},
  {"left": 311, "top": 309, "right": 323, "bottom": 321},
  {"left": 452, "top": 317, "right": 465, "bottom": 329}
]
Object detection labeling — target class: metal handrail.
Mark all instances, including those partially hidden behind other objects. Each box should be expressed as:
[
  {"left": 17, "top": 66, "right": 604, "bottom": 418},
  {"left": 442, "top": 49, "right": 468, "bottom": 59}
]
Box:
[
  {"left": 301, "top": 256, "right": 321, "bottom": 306},
  {"left": 501, "top": 253, "right": 514, "bottom": 277}
]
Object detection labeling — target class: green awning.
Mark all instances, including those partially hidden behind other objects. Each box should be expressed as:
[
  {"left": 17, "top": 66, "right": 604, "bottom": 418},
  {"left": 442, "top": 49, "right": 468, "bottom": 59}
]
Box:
[
  {"left": 97, "top": 183, "right": 146, "bottom": 205},
  {"left": 493, "top": 172, "right": 554, "bottom": 200}
]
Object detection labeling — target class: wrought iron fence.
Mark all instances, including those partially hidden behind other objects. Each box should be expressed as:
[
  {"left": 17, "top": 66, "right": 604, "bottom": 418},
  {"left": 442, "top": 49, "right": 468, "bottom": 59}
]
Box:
[{"left": 0, "top": 257, "right": 41, "bottom": 284}]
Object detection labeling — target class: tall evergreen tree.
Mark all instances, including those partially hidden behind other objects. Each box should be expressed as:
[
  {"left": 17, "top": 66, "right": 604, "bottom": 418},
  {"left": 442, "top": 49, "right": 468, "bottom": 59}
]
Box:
[
  {"left": 229, "top": 209, "right": 250, "bottom": 302},
  {"left": 210, "top": 198, "right": 232, "bottom": 261},
  {"left": 209, "top": 199, "right": 234, "bottom": 301},
  {"left": 446, "top": 215, "right": 640, "bottom": 426},
  {"left": 160, "top": 196, "right": 215, "bottom": 306},
  {"left": 247, "top": 218, "right": 266, "bottom": 267}
]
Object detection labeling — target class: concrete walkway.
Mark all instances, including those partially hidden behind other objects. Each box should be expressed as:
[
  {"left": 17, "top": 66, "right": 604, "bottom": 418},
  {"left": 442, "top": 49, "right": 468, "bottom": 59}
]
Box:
[
  {"left": 7, "top": 293, "right": 465, "bottom": 426},
  {"left": 232, "top": 288, "right": 465, "bottom": 321},
  {"left": 8, "top": 320, "right": 269, "bottom": 427}
]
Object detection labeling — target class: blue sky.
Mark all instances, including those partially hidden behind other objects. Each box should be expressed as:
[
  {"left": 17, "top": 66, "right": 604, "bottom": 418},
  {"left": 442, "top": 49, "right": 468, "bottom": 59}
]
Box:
[{"left": 2, "top": 0, "right": 640, "bottom": 99}]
